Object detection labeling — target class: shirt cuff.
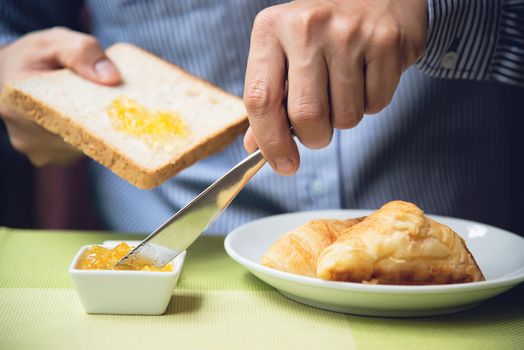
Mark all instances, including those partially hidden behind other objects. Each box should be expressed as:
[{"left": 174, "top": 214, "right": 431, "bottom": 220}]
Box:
[
  {"left": 488, "top": 1, "right": 524, "bottom": 85},
  {"left": 417, "top": 0, "right": 524, "bottom": 85}
]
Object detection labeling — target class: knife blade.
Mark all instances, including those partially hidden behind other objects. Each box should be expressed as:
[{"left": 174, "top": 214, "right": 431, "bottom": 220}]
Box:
[{"left": 114, "top": 149, "right": 266, "bottom": 269}]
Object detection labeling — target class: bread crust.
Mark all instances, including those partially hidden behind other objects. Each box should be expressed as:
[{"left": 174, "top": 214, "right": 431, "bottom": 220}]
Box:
[{"left": 0, "top": 43, "right": 249, "bottom": 189}]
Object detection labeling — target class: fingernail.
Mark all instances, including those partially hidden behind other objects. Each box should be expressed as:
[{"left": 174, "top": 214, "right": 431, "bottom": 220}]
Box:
[
  {"left": 275, "top": 157, "right": 295, "bottom": 175},
  {"left": 94, "top": 59, "right": 118, "bottom": 82}
]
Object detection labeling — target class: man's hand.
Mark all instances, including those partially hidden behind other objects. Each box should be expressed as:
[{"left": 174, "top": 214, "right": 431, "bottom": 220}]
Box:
[
  {"left": 243, "top": 0, "right": 427, "bottom": 175},
  {"left": 0, "top": 27, "right": 121, "bottom": 166}
]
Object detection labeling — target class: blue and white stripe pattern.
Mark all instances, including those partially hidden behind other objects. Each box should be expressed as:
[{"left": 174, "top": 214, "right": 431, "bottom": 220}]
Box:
[
  {"left": 1, "top": 0, "right": 524, "bottom": 235},
  {"left": 418, "top": 0, "right": 524, "bottom": 86}
]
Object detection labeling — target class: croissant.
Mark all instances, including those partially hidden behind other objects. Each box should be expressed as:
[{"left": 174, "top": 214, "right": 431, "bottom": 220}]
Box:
[
  {"left": 317, "top": 201, "right": 485, "bottom": 285},
  {"left": 261, "top": 217, "right": 364, "bottom": 277}
]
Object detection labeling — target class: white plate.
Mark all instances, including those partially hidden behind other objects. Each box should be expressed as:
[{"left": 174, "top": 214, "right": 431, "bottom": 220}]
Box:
[{"left": 224, "top": 210, "right": 524, "bottom": 317}]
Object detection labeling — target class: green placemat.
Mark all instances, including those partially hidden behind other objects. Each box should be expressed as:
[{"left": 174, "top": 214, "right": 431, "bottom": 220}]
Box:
[{"left": 0, "top": 227, "right": 523, "bottom": 350}]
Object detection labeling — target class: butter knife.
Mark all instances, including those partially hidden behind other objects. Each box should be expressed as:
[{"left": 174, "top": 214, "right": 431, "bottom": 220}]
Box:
[{"left": 114, "top": 149, "right": 266, "bottom": 269}]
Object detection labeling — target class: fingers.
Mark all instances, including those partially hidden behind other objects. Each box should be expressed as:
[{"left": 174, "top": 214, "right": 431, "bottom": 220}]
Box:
[
  {"left": 326, "top": 48, "right": 365, "bottom": 129},
  {"left": 2, "top": 108, "right": 81, "bottom": 166},
  {"left": 243, "top": 127, "right": 258, "bottom": 154},
  {"left": 364, "top": 27, "right": 402, "bottom": 114},
  {"left": 243, "top": 1, "right": 408, "bottom": 177},
  {"left": 244, "top": 10, "right": 298, "bottom": 176},
  {"left": 0, "top": 28, "right": 89, "bottom": 167},
  {"left": 49, "top": 28, "right": 121, "bottom": 86},
  {"left": 286, "top": 52, "right": 332, "bottom": 149}
]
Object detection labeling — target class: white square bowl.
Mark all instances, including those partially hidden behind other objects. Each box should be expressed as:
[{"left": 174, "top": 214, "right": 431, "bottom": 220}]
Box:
[{"left": 69, "top": 240, "right": 186, "bottom": 315}]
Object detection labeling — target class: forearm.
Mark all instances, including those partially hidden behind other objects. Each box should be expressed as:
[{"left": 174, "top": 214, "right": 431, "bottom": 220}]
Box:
[{"left": 417, "top": 0, "right": 524, "bottom": 87}]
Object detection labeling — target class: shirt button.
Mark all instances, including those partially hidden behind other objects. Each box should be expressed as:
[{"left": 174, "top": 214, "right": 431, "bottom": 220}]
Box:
[
  {"left": 440, "top": 52, "right": 458, "bottom": 69},
  {"left": 311, "top": 180, "right": 326, "bottom": 194}
]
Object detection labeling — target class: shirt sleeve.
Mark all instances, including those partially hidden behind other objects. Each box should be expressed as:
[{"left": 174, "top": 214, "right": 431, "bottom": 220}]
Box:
[
  {"left": 0, "top": 0, "right": 85, "bottom": 46},
  {"left": 417, "top": 0, "right": 524, "bottom": 87}
]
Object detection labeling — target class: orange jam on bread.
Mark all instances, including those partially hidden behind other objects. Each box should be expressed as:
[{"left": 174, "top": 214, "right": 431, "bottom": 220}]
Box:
[
  {"left": 107, "top": 96, "right": 188, "bottom": 143},
  {"left": 76, "top": 242, "right": 172, "bottom": 272}
]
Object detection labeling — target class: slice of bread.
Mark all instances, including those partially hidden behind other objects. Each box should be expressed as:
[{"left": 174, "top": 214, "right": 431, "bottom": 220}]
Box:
[{"left": 0, "top": 43, "right": 248, "bottom": 189}]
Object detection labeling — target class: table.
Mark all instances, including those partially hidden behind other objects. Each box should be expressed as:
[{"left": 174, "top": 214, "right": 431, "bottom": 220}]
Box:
[{"left": 1, "top": 228, "right": 523, "bottom": 350}]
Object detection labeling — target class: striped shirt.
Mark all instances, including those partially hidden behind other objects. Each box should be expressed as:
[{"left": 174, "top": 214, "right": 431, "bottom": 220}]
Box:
[{"left": 1, "top": 0, "right": 524, "bottom": 235}]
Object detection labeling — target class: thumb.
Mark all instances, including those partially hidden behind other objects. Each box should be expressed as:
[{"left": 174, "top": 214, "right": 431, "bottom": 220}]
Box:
[
  {"left": 243, "top": 126, "right": 259, "bottom": 154},
  {"left": 51, "top": 28, "right": 121, "bottom": 85},
  {"left": 91, "top": 58, "right": 121, "bottom": 85}
]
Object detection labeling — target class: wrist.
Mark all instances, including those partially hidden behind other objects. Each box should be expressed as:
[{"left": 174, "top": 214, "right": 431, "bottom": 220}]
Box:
[{"left": 393, "top": 0, "right": 429, "bottom": 68}]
